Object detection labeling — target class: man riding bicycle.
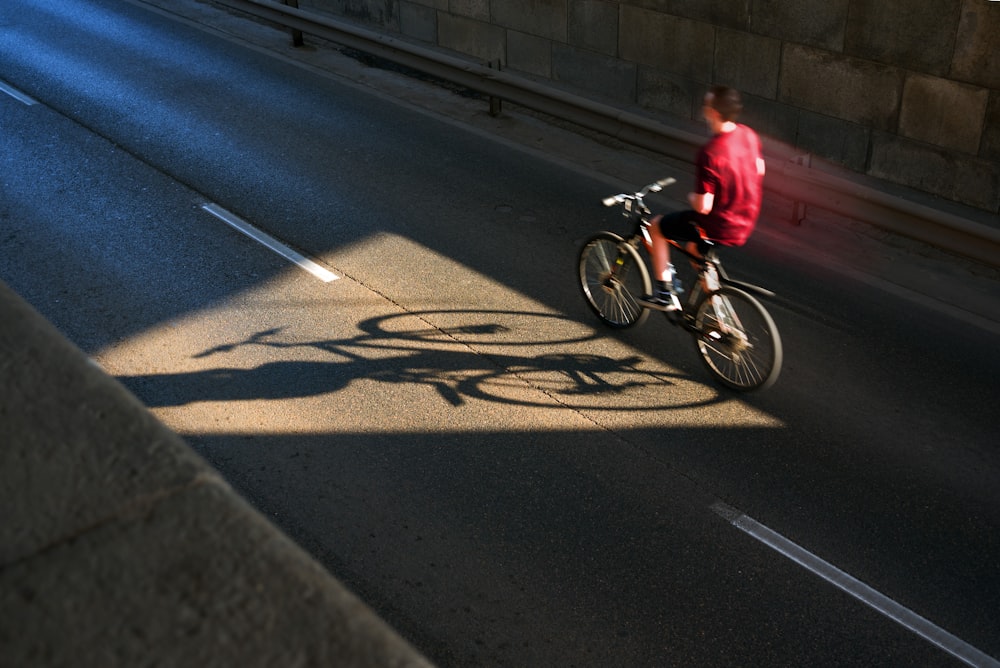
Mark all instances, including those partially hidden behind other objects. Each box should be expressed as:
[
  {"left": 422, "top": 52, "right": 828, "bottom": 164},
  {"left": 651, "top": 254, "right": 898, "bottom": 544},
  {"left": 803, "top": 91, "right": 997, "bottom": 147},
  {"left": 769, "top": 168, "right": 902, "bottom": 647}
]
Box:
[{"left": 638, "top": 85, "right": 766, "bottom": 311}]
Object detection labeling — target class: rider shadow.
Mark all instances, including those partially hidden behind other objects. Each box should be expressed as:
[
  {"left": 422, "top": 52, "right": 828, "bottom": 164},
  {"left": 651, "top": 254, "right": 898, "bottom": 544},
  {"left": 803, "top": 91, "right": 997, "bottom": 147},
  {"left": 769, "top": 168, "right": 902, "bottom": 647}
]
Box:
[{"left": 118, "top": 309, "right": 709, "bottom": 410}]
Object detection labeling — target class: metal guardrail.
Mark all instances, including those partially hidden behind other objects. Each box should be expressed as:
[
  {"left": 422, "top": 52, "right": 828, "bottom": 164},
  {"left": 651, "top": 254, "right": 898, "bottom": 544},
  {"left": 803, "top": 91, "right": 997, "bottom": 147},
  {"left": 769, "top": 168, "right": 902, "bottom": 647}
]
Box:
[{"left": 218, "top": 0, "right": 1000, "bottom": 268}]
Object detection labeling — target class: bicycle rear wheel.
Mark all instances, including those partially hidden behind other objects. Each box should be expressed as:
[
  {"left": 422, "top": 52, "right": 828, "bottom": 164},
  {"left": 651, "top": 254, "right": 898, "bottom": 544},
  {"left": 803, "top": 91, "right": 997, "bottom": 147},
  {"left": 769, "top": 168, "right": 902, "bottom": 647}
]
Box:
[
  {"left": 578, "top": 232, "right": 651, "bottom": 328},
  {"left": 691, "top": 286, "right": 782, "bottom": 391}
]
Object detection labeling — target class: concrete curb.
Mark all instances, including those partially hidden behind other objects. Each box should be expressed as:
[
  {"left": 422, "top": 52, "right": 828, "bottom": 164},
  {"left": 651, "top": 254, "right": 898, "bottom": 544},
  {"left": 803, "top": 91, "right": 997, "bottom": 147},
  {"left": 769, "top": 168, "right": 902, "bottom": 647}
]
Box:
[{"left": 0, "top": 281, "right": 433, "bottom": 667}]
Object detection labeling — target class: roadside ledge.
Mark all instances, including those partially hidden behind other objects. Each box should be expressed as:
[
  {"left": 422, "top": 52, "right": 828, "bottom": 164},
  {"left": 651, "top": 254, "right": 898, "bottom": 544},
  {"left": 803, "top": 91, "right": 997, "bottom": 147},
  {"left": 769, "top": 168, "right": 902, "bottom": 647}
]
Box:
[{"left": 0, "top": 281, "right": 432, "bottom": 667}]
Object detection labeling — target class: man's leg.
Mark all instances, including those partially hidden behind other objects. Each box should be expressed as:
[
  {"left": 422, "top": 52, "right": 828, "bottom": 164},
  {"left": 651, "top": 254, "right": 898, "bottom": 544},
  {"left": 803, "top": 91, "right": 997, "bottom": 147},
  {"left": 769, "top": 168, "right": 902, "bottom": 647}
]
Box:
[
  {"left": 638, "top": 214, "right": 681, "bottom": 311},
  {"left": 647, "top": 214, "right": 672, "bottom": 283},
  {"left": 638, "top": 211, "right": 701, "bottom": 311}
]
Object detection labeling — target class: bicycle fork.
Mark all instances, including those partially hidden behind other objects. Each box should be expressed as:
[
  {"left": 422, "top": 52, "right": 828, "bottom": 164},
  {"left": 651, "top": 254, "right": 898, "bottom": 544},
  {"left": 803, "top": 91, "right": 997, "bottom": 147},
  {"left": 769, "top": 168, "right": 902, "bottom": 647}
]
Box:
[
  {"left": 680, "top": 286, "right": 750, "bottom": 353},
  {"left": 706, "top": 294, "right": 751, "bottom": 354}
]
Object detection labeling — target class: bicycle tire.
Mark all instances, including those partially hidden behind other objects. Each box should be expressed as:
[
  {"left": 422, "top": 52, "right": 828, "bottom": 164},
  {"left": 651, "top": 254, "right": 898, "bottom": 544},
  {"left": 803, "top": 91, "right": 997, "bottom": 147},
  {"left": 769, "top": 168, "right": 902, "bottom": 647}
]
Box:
[
  {"left": 691, "top": 286, "right": 782, "bottom": 391},
  {"left": 578, "top": 232, "right": 651, "bottom": 329}
]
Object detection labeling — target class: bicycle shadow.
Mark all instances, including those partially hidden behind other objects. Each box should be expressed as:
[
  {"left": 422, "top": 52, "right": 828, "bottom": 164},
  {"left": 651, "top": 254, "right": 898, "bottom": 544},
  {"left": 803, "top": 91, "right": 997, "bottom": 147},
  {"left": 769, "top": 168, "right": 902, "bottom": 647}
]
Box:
[{"left": 117, "top": 309, "right": 720, "bottom": 411}]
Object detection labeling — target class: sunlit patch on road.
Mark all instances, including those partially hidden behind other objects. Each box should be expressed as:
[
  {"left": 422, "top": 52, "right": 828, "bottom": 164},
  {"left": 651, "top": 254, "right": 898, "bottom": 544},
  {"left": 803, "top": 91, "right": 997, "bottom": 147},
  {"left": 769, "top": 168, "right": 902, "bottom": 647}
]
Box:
[{"left": 97, "top": 266, "right": 783, "bottom": 435}]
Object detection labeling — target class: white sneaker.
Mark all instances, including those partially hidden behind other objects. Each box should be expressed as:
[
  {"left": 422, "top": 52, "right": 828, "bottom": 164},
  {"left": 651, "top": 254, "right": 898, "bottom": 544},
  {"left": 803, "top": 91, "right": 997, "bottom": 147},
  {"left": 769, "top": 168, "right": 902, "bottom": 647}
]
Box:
[{"left": 637, "top": 291, "right": 680, "bottom": 311}]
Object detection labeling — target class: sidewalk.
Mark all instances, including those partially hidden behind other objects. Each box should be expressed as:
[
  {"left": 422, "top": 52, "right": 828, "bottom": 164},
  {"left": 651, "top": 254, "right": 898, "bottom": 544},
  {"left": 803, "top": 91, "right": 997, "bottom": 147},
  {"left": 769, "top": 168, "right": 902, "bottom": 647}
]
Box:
[{"left": 0, "top": 282, "right": 432, "bottom": 666}]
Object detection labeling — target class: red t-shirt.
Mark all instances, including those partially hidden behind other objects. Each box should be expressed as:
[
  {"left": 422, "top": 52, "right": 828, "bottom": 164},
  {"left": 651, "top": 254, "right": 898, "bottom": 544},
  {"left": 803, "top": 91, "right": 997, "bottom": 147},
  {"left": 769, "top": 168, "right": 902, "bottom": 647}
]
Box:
[{"left": 694, "top": 124, "right": 764, "bottom": 246}]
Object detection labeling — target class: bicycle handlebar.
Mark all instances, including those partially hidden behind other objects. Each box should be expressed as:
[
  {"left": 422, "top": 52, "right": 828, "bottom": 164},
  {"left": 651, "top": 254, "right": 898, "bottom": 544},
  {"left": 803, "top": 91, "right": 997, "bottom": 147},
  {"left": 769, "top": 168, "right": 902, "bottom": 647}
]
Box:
[{"left": 602, "top": 177, "right": 677, "bottom": 207}]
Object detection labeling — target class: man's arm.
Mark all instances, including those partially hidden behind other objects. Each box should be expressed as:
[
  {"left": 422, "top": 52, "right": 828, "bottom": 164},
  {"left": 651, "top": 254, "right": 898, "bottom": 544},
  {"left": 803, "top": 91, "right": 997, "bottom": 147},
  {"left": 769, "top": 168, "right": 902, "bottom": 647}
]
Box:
[{"left": 689, "top": 191, "right": 714, "bottom": 215}]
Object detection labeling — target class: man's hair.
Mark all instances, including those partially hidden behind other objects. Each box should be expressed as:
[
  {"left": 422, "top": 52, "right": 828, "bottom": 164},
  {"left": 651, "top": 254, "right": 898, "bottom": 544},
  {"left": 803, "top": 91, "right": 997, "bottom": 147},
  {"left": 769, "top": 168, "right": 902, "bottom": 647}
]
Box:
[{"left": 707, "top": 85, "right": 743, "bottom": 122}]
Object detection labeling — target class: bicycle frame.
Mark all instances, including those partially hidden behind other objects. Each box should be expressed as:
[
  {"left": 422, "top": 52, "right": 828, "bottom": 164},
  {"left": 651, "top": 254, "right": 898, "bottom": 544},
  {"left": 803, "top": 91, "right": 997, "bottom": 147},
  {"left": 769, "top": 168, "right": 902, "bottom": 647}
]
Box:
[{"left": 662, "top": 237, "right": 775, "bottom": 305}]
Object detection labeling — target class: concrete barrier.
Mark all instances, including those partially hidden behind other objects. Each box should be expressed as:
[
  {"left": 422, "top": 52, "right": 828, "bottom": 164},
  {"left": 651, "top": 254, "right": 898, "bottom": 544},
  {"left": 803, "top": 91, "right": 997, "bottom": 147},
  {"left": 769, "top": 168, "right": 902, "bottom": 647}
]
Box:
[{"left": 0, "top": 281, "right": 433, "bottom": 667}]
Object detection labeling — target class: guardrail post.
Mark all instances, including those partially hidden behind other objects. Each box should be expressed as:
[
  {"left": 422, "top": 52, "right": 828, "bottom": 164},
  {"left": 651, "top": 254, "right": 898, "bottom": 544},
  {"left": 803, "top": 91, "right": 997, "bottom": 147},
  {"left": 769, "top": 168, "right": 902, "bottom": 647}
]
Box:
[
  {"left": 282, "top": 0, "right": 304, "bottom": 47},
  {"left": 790, "top": 153, "right": 811, "bottom": 225},
  {"left": 488, "top": 60, "right": 502, "bottom": 117}
]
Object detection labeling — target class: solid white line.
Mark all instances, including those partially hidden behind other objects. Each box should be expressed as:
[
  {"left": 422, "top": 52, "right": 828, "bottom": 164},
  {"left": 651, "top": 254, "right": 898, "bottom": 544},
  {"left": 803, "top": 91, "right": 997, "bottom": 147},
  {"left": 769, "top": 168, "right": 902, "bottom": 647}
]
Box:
[
  {"left": 711, "top": 502, "right": 1000, "bottom": 668},
  {"left": 0, "top": 80, "right": 38, "bottom": 105},
  {"left": 201, "top": 203, "right": 339, "bottom": 283}
]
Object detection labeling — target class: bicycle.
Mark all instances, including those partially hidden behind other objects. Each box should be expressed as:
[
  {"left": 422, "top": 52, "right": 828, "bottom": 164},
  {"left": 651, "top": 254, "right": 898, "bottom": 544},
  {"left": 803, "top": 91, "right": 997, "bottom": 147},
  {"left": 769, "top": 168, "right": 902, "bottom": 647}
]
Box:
[{"left": 578, "top": 178, "right": 782, "bottom": 391}]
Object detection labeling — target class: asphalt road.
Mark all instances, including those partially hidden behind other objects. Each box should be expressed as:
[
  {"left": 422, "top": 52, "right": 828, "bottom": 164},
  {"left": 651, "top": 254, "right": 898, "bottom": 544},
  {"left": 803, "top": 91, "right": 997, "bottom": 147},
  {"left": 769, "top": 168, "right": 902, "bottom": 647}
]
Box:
[{"left": 2, "top": 0, "right": 998, "bottom": 665}]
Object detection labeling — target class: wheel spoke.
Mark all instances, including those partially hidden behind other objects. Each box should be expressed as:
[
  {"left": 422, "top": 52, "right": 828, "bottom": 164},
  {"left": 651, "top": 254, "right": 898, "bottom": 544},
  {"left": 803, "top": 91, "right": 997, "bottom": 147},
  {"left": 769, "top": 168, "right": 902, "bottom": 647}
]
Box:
[
  {"left": 693, "top": 287, "right": 781, "bottom": 391},
  {"left": 578, "top": 234, "right": 650, "bottom": 329}
]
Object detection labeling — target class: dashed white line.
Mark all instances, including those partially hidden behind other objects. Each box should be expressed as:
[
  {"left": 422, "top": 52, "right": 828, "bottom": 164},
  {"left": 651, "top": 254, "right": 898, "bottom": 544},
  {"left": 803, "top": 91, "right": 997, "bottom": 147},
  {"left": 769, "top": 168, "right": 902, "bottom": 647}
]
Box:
[
  {"left": 0, "top": 80, "right": 38, "bottom": 105},
  {"left": 711, "top": 501, "right": 1000, "bottom": 668},
  {"left": 201, "top": 203, "right": 339, "bottom": 283}
]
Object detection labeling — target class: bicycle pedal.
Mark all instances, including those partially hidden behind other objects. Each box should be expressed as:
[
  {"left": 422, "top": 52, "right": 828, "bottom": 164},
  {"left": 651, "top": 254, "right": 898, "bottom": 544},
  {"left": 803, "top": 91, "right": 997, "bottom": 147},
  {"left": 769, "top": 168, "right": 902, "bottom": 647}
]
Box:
[{"left": 637, "top": 294, "right": 680, "bottom": 312}]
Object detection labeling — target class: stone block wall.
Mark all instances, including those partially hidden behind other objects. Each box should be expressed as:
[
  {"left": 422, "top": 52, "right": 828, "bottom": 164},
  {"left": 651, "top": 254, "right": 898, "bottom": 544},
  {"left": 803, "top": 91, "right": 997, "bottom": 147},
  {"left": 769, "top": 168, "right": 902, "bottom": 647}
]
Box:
[{"left": 300, "top": 0, "right": 1000, "bottom": 213}]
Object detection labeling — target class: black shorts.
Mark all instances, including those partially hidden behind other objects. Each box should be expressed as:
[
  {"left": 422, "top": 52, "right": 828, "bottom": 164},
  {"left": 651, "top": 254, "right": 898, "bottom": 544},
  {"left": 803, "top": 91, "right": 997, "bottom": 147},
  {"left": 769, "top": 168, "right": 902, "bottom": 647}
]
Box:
[
  {"left": 658, "top": 210, "right": 721, "bottom": 256},
  {"left": 658, "top": 210, "right": 704, "bottom": 242}
]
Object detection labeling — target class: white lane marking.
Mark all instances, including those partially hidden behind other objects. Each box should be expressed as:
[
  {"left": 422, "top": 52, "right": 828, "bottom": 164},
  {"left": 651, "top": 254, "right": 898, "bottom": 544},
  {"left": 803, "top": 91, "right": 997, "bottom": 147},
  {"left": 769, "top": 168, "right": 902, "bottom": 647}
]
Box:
[
  {"left": 201, "top": 203, "right": 339, "bottom": 283},
  {"left": 711, "top": 502, "right": 1000, "bottom": 668},
  {"left": 0, "top": 80, "right": 38, "bottom": 105}
]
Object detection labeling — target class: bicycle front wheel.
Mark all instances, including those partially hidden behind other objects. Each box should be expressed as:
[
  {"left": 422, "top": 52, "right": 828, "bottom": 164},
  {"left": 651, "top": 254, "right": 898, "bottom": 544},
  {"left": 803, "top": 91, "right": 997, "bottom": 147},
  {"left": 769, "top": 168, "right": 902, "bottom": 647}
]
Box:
[
  {"left": 691, "top": 286, "right": 782, "bottom": 391},
  {"left": 578, "top": 232, "right": 651, "bottom": 328}
]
